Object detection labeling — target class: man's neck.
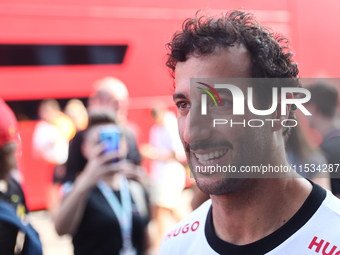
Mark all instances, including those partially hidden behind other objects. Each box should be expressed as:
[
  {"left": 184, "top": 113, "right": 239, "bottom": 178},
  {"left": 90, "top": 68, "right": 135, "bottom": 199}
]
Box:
[{"left": 210, "top": 177, "right": 312, "bottom": 245}]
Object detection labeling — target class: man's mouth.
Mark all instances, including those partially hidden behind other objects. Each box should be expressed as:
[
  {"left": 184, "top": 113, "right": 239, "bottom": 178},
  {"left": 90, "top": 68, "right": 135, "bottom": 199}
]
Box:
[{"left": 193, "top": 149, "right": 228, "bottom": 165}]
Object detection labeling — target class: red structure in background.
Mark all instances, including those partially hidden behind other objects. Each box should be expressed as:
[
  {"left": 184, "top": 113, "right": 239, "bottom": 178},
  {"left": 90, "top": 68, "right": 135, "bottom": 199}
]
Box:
[
  {"left": 0, "top": 0, "right": 340, "bottom": 210},
  {"left": 17, "top": 121, "right": 54, "bottom": 210}
]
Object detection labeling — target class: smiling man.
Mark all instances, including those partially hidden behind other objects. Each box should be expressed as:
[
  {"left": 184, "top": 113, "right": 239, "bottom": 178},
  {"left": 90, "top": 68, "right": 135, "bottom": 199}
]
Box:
[{"left": 159, "top": 10, "right": 340, "bottom": 255}]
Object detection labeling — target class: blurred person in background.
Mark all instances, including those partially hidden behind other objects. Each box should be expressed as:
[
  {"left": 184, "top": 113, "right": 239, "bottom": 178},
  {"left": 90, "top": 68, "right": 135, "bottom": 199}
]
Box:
[
  {"left": 63, "top": 77, "right": 143, "bottom": 185},
  {"left": 285, "top": 123, "right": 330, "bottom": 189},
  {"left": 141, "top": 106, "right": 186, "bottom": 250},
  {"left": 32, "top": 99, "right": 76, "bottom": 214},
  {"left": 0, "top": 98, "right": 42, "bottom": 255},
  {"left": 54, "top": 112, "right": 150, "bottom": 255},
  {"left": 305, "top": 82, "right": 340, "bottom": 197},
  {"left": 64, "top": 99, "right": 88, "bottom": 132},
  {"left": 32, "top": 99, "right": 75, "bottom": 166},
  {"left": 91, "top": 76, "right": 141, "bottom": 143},
  {"left": 43, "top": 99, "right": 89, "bottom": 217}
]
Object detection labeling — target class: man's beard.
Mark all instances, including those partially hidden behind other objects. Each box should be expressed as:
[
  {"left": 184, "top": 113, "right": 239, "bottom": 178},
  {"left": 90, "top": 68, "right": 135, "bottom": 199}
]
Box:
[
  {"left": 186, "top": 138, "right": 248, "bottom": 195},
  {"left": 195, "top": 176, "right": 251, "bottom": 195}
]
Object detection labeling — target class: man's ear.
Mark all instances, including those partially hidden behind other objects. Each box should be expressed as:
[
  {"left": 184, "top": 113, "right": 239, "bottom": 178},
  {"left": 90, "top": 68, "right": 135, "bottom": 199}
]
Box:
[{"left": 272, "top": 92, "right": 293, "bottom": 132}]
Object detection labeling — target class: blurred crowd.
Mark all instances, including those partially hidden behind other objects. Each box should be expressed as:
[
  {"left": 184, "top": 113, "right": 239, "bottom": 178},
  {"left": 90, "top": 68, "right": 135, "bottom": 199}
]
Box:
[{"left": 0, "top": 77, "right": 339, "bottom": 254}]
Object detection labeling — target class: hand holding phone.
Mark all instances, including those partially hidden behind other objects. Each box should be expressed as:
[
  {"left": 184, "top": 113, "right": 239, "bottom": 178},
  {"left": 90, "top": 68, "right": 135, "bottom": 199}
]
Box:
[{"left": 100, "top": 126, "right": 121, "bottom": 162}]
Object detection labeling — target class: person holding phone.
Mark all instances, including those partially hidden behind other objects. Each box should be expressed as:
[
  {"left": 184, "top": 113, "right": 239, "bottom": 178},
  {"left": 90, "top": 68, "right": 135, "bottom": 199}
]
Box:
[{"left": 53, "top": 112, "right": 149, "bottom": 255}]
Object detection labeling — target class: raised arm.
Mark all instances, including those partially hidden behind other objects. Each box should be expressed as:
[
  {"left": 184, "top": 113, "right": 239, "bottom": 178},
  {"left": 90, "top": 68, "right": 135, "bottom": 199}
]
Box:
[{"left": 53, "top": 143, "right": 120, "bottom": 236}]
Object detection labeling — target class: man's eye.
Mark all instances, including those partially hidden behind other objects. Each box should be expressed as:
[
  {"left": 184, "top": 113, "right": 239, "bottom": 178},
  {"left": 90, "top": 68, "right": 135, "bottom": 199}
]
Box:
[
  {"left": 176, "top": 101, "right": 190, "bottom": 109},
  {"left": 220, "top": 99, "right": 232, "bottom": 107}
]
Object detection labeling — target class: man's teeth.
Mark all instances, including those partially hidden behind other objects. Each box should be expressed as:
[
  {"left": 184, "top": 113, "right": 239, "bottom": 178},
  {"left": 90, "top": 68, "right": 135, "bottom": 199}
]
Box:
[{"left": 194, "top": 149, "right": 228, "bottom": 165}]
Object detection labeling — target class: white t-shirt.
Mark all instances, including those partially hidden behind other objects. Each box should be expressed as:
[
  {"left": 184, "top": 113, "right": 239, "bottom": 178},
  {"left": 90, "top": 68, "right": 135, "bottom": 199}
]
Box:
[
  {"left": 32, "top": 121, "right": 69, "bottom": 164},
  {"left": 159, "top": 183, "right": 340, "bottom": 255}
]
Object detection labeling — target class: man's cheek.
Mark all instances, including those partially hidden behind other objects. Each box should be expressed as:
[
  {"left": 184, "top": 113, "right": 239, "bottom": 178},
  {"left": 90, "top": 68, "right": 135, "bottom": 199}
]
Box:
[{"left": 177, "top": 118, "right": 186, "bottom": 139}]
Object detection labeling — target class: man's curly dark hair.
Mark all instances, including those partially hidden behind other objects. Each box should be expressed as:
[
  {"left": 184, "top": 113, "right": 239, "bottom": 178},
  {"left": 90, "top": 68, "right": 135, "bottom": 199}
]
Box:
[
  {"left": 165, "top": 10, "right": 300, "bottom": 139},
  {"left": 166, "top": 10, "right": 299, "bottom": 79}
]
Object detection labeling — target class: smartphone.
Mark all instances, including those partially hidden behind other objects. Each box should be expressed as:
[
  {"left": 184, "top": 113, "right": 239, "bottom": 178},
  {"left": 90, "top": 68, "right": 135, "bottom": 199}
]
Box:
[{"left": 100, "top": 126, "right": 120, "bottom": 162}]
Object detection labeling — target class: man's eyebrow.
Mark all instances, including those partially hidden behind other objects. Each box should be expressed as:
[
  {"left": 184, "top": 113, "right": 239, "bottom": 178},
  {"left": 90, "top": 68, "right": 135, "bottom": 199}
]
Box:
[{"left": 173, "top": 93, "right": 188, "bottom": 101}]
